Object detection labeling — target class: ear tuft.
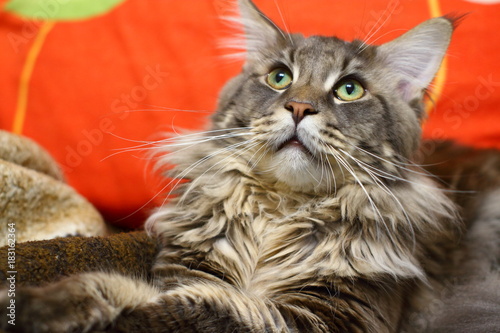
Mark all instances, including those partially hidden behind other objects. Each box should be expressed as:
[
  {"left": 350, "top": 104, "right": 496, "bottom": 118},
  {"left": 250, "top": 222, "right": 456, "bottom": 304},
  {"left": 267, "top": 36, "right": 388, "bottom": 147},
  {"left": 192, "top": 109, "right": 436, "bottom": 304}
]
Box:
[{"left": 443, "top": 13, "right": 469, "bottom": 30}]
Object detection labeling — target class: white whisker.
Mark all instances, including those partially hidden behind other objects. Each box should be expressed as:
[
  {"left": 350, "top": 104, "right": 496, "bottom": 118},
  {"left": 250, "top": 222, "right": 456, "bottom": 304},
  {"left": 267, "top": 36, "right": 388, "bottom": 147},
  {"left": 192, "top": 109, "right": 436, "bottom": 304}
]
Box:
[
  {"left": 345, "top": 145, "right": 472, "bottom": 194},
  {"left": 327, "top": 146, "right": 384, "bottom": 223},
  {"left": 178, "top": 138, "right": 260, "bottom": 204},
  {"left": 272, "top": 0, "right": 294, "bottom": 46},
  {"left": 359, "top": 29, "right": 408, "bottom": 53},
  {"left": 339, "top": 149, "right": 417, "bottom": 246},
  {"left": 358, "top": 2, "right": 397, "bottom": 52},
  {"left": 101, "top": 129, "right": 253, "bottom": 162}
]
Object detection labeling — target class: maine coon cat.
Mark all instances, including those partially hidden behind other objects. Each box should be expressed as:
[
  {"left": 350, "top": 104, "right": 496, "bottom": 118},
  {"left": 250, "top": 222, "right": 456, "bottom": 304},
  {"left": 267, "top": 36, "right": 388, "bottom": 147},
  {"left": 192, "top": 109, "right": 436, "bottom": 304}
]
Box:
[{"left": 1, "top": 0, "right": 473, "bottom": 332}]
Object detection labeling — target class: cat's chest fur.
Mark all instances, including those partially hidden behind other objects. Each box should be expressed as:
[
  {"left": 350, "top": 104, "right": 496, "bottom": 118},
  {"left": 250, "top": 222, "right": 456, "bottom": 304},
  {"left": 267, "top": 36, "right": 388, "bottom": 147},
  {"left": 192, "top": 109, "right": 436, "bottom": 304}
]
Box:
[
  {"left": 154, "top": 171, "right": 434, "bottom": 297},
  {"left": 156, "top": 177, "right": 341, "bottom": 290},
  {"left": 206, "top": 189, "right": 343, "bottom": 296}
]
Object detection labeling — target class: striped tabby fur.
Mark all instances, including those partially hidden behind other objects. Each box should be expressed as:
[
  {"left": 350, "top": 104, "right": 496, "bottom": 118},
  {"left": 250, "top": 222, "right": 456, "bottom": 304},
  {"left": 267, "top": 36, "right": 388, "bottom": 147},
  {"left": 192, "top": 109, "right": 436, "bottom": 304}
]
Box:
[{"left": 2, "top": 1, "right": 478, "bottom": 332}]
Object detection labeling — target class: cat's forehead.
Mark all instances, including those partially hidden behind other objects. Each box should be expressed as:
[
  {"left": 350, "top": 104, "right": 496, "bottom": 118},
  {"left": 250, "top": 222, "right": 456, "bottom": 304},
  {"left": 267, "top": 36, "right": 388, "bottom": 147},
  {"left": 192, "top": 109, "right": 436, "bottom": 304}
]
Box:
[
  {"left": 295, "top": 36, "right": 350, "bottom": 57},
  {"left": 283, "top": 35, "right": 375, "bottom": 83}
]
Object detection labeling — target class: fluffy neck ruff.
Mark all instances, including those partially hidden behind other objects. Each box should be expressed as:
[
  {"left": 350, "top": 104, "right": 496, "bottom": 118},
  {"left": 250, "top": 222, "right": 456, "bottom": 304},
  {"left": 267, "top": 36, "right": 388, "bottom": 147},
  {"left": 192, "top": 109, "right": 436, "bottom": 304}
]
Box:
[{"left": 147, "top": 137, "right": 459, "bottom": 282}]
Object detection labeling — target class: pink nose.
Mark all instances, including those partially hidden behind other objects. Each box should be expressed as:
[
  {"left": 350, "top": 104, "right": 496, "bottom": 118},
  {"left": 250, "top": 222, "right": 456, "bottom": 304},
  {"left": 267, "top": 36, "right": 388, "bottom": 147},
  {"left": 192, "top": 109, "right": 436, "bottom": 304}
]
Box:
[{"left": 284, "top": 101, "right": 317, "bottom": 124}]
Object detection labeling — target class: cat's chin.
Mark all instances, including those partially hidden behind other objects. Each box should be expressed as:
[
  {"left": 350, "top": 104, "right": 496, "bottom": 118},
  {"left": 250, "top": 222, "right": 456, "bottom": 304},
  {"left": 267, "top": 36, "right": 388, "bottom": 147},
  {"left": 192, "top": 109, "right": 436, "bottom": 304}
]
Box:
[{"left": 265, "top": 145, "right": 329, "bottom": 193}]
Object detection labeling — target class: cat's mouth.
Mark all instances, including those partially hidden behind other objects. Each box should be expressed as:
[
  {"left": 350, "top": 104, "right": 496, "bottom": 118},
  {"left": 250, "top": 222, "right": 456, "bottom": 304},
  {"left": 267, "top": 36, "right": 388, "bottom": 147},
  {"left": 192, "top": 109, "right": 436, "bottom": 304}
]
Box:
[
  {"left": 278, "top": 136, "right": 304, "bottom": 150},
  {"left": 277, "top": 136, "right": 314, "bottom": 157}
]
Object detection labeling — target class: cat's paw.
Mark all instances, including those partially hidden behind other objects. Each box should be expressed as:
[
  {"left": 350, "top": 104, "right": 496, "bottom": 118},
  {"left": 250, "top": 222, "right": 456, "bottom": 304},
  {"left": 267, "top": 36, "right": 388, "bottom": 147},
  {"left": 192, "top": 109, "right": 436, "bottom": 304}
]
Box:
[{"left": 0, "top": 283, "right": 111, "bottom": 333}]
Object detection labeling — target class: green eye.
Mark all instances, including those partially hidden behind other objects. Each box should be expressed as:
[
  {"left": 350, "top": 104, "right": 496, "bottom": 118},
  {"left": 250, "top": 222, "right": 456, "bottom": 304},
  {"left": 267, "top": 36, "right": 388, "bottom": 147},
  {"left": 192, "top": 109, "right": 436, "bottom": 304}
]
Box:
[
  {"left": 267, "top": 68, "right": 293, "bottom": 90},
  {"left": 334, "top": 79, "right": 365, "bottom": 101}
]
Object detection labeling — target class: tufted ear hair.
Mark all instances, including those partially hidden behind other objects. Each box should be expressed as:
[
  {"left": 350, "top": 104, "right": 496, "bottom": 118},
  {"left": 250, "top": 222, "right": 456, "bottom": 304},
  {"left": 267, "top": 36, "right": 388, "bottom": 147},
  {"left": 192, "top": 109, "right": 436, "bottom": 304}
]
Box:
[
  {"left": 377, "top": 17, "right": 454, "bottom": 102},
  {"left": 237, "top": 0, "right": 287, "bottom": 56}
]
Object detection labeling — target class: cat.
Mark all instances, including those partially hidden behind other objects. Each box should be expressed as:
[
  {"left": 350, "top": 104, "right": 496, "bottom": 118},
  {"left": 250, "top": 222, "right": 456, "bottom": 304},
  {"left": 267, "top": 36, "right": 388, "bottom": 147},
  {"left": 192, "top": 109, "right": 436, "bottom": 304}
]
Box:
[
  {"left": 0, "top": 0, "right": 482, "bottom": 332},
  {"left": 401, "top": 142, "right": 500, "bottom": 333}
]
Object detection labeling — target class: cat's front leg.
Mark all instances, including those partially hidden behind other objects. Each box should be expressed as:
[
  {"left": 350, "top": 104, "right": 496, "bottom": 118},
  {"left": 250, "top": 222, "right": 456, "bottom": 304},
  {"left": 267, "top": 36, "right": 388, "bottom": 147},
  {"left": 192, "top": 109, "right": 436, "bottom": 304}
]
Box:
[{"left": 0, "top": 272, "right": 160, "bottom": 333}]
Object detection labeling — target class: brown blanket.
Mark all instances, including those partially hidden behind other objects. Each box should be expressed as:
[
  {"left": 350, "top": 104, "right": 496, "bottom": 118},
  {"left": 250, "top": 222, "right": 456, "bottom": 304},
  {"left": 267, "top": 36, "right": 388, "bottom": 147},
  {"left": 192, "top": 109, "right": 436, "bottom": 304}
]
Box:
[{"left": 0, "top": 232, "right": 157, "bottom": 287}]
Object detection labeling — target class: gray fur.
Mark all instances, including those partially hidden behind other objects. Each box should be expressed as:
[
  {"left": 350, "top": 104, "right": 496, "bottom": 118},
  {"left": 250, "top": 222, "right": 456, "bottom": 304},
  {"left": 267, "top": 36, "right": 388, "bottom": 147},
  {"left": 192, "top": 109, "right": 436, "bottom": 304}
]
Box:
[
  {"left": 4, "top": 1, "right": 493, "bottom": 333},
  {"left": 428, "top": 275, "right": 500, "bottom": 333},
  {"left": 402, "top": 189, "right": 500, "bottom": 333}
]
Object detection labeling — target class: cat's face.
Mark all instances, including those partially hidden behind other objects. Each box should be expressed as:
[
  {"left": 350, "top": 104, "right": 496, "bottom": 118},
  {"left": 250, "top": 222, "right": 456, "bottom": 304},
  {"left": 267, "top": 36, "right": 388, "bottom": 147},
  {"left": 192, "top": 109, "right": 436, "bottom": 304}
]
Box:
[{"left": 211, "top": 0, "right": 453, "bottom": 193}]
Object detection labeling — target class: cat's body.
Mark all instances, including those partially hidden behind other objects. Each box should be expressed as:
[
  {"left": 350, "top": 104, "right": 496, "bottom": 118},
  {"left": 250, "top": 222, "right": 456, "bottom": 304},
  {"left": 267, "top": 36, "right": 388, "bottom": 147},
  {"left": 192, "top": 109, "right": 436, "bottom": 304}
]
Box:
[
  {"left": 400, "top": 143, "right": 500, "bottom": 332},
  {"left": 2, "top": 1, "right": 498, "bottom": 332}
]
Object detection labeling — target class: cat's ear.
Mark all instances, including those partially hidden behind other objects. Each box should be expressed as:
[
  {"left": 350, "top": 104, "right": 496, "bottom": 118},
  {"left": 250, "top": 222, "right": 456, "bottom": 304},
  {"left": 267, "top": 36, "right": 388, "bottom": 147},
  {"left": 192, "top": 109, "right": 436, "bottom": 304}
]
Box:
[
  {"left": 237, "top": 0, "right": 287, "bottom": 56},
  {"left": 377, "top": 17, "right": 454, "bottom": 101}
]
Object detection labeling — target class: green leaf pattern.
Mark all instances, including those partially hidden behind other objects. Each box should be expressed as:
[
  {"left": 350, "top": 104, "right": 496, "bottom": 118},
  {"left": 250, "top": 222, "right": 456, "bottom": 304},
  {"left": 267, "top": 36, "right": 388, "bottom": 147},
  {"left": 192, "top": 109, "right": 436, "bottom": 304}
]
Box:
[{"left": 4, "top": 0, "right": 126, "bottom": 21}]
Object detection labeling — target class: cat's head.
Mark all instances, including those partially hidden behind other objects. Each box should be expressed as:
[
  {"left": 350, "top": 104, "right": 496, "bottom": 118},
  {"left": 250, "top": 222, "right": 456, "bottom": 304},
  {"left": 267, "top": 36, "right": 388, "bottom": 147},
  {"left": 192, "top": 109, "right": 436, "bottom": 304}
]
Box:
[{"left": 212, "top": 0, "right": 454, "bottom": 193}]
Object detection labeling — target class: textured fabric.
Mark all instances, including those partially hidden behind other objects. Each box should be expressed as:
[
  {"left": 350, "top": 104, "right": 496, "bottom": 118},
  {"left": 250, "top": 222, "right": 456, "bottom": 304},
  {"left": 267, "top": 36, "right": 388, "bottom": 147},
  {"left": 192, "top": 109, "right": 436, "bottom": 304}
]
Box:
[
  {"left": 0, "top": 130, "right": 108, "bottom": 244},
  {"left": 0, "top": 0, "right": 499, "bottom": 228},
  {"left": 0, "top": 231, "right": 157, "bottom": 287}
]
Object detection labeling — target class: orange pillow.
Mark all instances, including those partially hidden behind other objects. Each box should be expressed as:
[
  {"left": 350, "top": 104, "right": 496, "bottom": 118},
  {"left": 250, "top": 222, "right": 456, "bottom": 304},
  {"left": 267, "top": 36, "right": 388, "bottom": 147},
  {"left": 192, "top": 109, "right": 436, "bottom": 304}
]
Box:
[{"left": 1, "top": 0, "right": 499, "bottom": 228}]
